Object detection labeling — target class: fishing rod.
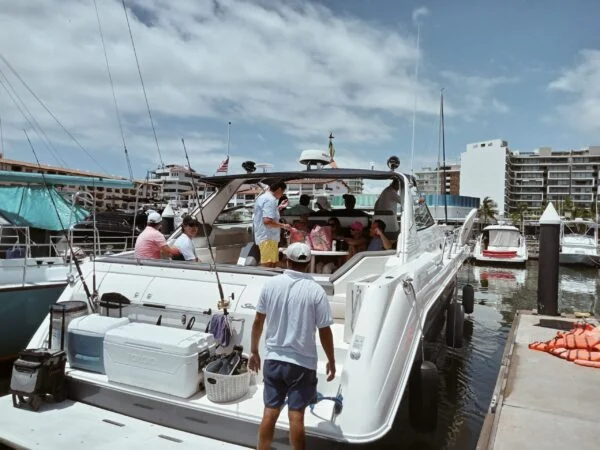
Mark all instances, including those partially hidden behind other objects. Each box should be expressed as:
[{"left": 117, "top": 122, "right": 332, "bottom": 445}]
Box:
[
  {"left": 181, "top": 138, "right": 228, "bottom": 311},
  {"left": 24, "top": 130, "right": 96, "bottom": 312}
]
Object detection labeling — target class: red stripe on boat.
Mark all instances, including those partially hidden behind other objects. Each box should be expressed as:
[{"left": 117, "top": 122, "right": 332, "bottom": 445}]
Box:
[{"left": 482, "top": 250, "right": 518, "bottom": 258}]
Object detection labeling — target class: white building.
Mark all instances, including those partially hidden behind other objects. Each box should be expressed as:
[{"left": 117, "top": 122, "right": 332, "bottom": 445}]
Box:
[{"left": 460, "top": 139, "right": 510, "bottom": 215}]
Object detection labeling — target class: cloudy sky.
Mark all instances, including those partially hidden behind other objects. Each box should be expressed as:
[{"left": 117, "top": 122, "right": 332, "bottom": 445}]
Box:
[{"left": 0, "top": 0, "right": 599, "bottom": 180}]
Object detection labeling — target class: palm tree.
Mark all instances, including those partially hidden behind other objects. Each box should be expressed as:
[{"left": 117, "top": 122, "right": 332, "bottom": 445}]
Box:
[{"left": 478, "top": 196, "right": 498, "bottom": 226}]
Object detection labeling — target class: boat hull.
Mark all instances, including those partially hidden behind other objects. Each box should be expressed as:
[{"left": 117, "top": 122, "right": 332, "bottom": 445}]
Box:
[
  {"left": 472, "top": 255, "right": 527, "bottom": 267},
  {"left": 559, "top": 253, "right": 600, "bottom": 267},
  {"left": 0, "top": 283, "right": 66, "bottom": 361}
]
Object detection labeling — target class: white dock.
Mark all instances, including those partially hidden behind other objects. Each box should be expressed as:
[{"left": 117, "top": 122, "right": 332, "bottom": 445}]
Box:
[
  {"left": 0, "top": 395, "right": 251, "bottom": 449},
  {"left": 477, "top": 312, "right": 600, "bottom": 450}
]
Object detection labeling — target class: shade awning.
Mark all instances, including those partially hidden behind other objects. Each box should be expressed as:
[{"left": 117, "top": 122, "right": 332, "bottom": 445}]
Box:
[
  {"left": 0, "top": 186, "right": 89, "bottom": 231},
  {"left": 0, "top": 170, "right": 134, "bottom": 188}
]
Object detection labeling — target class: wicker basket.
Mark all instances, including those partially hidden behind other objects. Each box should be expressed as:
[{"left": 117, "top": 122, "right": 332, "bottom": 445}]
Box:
[{"left": 203, "top": 367, "right": 250, "bottom": 403}]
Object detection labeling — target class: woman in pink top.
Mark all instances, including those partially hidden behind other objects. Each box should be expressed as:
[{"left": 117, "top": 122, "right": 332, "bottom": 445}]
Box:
[{"left": 134, "top": 211, "right": 179, "bottom": 259}]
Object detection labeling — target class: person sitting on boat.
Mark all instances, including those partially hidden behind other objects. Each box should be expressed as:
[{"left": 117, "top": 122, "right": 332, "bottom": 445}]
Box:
[
  {"left": 134, "top": 211, "right": 180, "bottom": 260},
  {"left": 340, "top": 221, "right": 368, "bottom": 258},
  {"left": 311, "top": 195, "right": 332, "bottom": 216},
  {"left": 373, "top": 178, "right": 403, "bottom": 214},
  {"left": 285, "top": 194, "right": 312, "bottom": 216},
  {"left": 340, "top": 193, "right": 369, "bottom": 216},
  {"left": 172, "top": 215, "right": 200, "bottom": 262},
  {"left": 367, "top": 219, "right": 394, "bottom": 251},
  {"left": 249, "top": 242, "right": 336, "bottom": 450},
  {"left": 253, "top": 179, "right": 291, "bottom": 267}
]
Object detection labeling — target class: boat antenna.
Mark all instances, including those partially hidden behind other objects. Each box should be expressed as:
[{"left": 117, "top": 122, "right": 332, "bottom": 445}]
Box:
[
  {"left": 120, "top": 0, "right": 164, "bottom": 168},
  {"left": 93, "top": 0, "right": 134, "bottom": 181},
  {"left": 409, "top": 21, "right": 421, "bottom": 175},
  {"left": 181, "top": 138, "right": 229, "bottom": 313},
  {"left": 24, "top": 130, "right": 96, "bottom": 312},
  {"left": 440, "top": 88, "right": 448, "bottom": 223},
  {"left": 92, "top": 178, "right": 97, "bottom": 300}
]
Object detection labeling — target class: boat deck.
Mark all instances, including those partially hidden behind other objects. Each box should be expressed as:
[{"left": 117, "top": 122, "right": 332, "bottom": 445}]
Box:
[
  {"left": 69, "top": 322, "right": 348, "bottom": 434},
  {"left": 0, "top": 394, "right": 250, "bottom": 449},
  {"left": 477, "top": 312, "right": 600, "bottom": 450}
]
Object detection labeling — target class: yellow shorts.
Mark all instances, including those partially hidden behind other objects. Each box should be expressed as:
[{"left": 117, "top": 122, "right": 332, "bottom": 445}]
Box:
[{"left": 259, "top": 240, "right": 279, "bottom": 264}]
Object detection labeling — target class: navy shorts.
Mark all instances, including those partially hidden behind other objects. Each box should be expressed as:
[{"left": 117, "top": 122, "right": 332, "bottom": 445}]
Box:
[{"left": 263, "top": 359, "right": 317, "bottom": 411}]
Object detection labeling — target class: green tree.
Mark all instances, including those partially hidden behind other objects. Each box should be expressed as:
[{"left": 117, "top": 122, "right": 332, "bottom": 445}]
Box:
[
  {"left": 563, "top": 196, "right": 574, "bottom": 218},
  {"left": 478, "top": 196, "right": 498, "bottom": 226}
]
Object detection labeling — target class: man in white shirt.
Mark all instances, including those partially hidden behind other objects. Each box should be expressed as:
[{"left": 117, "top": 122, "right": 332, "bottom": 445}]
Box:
[
  {"left": 374, "top": 178, "right": 403, "bottom": 214},
  {"left": 249, "top": 242, "right": 336, "bottom": 450},
  {"left": 252, "top": 179, "right": 291, "bottom": 267},
  {"left": 173, "top": 215, "right": 199, "bottom": 261}
]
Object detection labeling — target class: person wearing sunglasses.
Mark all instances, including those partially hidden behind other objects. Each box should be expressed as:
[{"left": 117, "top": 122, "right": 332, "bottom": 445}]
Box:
[{"left": 173, "top": 214, "right": 200, "bottom": 262}]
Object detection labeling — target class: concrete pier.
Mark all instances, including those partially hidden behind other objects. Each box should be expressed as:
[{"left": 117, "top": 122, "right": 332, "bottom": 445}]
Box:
[{"left": 477, "top": 312, "right": 600, "bottom": 450}]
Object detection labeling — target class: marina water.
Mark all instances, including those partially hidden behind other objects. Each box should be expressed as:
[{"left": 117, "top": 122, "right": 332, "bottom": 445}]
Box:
[{"left": 1, "top": 260, "right": 597, "bottom": 449}]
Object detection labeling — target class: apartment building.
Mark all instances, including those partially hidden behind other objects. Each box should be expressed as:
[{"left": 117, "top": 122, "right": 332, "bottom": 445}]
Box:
[
  {"left": 460, "top": 139, "right": 511, "bottom": 215},
  {"left": 0, "top": 155, "right": 161, "bottom": 211},
  {"left": 149, "top": 164, "right": 217, "bottom": 207},
  {"left": 416, "top": 165, "right": 461, "bottom": 195},
  {"left": 510, "top": 146, "right": 600, "bottom": 214},
  {"left": 459, "top": 141, "right": 600, "bottom": 217}
]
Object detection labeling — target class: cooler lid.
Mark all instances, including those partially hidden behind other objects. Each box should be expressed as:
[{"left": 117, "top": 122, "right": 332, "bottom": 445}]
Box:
[
  {"left": 68, "top": 314, "right": 130, "bottom": 335},
  {"left": 104, "top": 322, "right": 214, "bottom": 356}
]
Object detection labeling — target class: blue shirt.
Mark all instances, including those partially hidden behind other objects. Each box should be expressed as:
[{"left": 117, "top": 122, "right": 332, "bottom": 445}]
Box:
[
  {"left": 367, "top": 237, "right": 384, "bottom": 251},
  {"left": 253, "top": 191, "right": 280, "bottom": 244},
  {"left": 256, "top": 270, "right": 333, "bottom": 370}
]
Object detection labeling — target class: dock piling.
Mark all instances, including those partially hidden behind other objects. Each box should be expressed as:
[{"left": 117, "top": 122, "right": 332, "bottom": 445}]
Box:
[{"left": 537, "top": 202, "right": 561, "bottom": 316}]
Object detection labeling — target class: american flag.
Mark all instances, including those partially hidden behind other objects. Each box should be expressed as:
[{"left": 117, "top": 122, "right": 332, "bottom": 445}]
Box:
[{"left": 216, "top": 156, "right": 229, "bottom": 173}]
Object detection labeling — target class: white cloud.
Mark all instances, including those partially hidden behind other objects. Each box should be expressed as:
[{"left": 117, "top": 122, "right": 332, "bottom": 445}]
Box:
[
  {"left": 412, "top": 6, "right": 429, "bottom": 24},
  {"left": 549, "top": 49, "right": 600, "bottom": 134},
  {"left": 440, "top": 71, "right": 515, "bottom": 119},
  {"left": 0, "top": 0, "right": 509, "bottom": 178}
]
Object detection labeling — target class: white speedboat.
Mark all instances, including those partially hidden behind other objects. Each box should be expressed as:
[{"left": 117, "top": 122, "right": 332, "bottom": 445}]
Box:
[
  {"left": 6, "top": 154, "right": 477, "bottom": 448},
  {"left": 559, "top": 218, "right": 600, "bottom": 267},
  {"left": 472, "top": 225, "right": 528, "bottom": 266}
]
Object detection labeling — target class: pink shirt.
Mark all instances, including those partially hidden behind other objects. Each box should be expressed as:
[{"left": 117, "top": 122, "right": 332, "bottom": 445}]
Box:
[{"left": 134, "top": 226, "right": 167, "bottom": 259}]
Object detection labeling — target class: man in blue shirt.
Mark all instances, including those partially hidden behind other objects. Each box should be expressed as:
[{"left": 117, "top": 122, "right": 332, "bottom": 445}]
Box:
[
  {"left": 249, "top": 242, "right": 336, "bottom": 450},
  {"left": 253, "top": 180, "right": 291, "bottom": 267},
  {"left": 367, "top": 219, "right": 394, "bottom": 251}
]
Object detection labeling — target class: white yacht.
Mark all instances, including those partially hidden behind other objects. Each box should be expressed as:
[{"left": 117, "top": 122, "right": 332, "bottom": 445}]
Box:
[
  {"left": 472, "top": 224, "right": 528, "bottom": 266},
  {"left": 560, "top": 218, "right": 600, "bottom": 267},
  {"left": 3, "top": 153, "right": 477, "bottom": 448}
]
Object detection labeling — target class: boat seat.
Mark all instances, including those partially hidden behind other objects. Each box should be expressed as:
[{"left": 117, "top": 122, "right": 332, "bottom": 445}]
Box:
[{"left": 237, "top": 243, "right": 260, "bottom": 266}]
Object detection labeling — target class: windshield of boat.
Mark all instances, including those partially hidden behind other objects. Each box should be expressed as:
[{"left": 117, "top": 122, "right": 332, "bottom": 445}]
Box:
[
  {"left": 214, "top": 205, "right": 253, "bottom": 224},
  {"left": 412, "top": 189, "right": 435, "bottom": 230},
  {"left": 488, "top": 229, "right": 520, "bottom": 247},
  {"left": 563, "top": 222, "right": 595, "bottom": 237}
]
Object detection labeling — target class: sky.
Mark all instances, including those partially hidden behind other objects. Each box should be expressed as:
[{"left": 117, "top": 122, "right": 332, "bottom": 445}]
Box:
[{"left": 0, "top": 0, "right": 599, "bottom": 183}]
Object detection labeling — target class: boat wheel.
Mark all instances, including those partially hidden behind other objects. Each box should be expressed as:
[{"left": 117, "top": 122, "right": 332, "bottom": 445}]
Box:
[
  {"left": 445, "top": 302, "right": 464, "bottom": 348},
  {"left": 409, "top": 360, "right": 439, "bottom": 432}
]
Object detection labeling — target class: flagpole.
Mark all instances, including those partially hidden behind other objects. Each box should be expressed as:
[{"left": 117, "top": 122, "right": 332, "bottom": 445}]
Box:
[
  {"left": 226, "top": 121, "right": 231, "bottom": 175},
  {"left": 409, "top": 22, "right": 420, "bottom": 176}
]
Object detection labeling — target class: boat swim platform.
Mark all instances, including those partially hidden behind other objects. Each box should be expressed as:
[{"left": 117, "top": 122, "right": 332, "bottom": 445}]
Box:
[
  {"left": 0, "top": 395, "right": 251, "bottom": 450},
  {"left": 476, "top": 311, "right": 600, "bottom": 450}
]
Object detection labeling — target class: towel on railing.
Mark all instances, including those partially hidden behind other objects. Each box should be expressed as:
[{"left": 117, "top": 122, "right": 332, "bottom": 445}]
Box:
[{"left": 206, "top": 314, "right": 231, "bottom": 347}]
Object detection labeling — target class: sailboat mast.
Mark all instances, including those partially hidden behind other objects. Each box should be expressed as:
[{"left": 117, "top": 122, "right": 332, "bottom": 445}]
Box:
[
  {"left": 441, "top": 89, "right": 448, "bottom": 223},
  {"left": 226, "top": 121, "right": 231, "bottom": 175}
]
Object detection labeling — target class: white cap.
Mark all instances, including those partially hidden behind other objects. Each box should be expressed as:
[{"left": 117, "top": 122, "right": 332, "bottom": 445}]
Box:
[
  {"left": 147, "top": 211, "right": 162, "bottom": 224},
  {"left": 315, "top": 196, "right": 331, "bottom": 210},
  {"left": 285, "top": 242, "right": 311, "bottom": 263}
]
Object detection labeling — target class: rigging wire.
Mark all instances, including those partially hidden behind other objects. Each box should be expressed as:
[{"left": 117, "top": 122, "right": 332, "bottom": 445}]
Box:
[
  {"left": 24, "top": 129, "right": 96, "bottom": 312},
  {"left": 0, "top": 90, "right": 4, "bottom": 157},
  {"left": 181, "top": 138, "right": 228, "bottom": 311},
  {"left": 92, "top": 0, "right": 134, "bottom": 181},
  {"left": 0, "top": 71, "right": 68, "bottom": 168},
  {"left": 121, "top": 0, "right": 164, "bottom": 168},
  {"left": 0, "top": 53, "right": 109, "bottom": 174}
]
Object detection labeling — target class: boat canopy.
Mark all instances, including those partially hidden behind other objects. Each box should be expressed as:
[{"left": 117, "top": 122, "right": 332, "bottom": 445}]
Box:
[
  {"left": 0, "top": 170, "right": 134, "bottom": 188},
  {"left": 488, "top": 228, "right": 520, "bottom": 247},
  {"left": 0, "top": 186, "right": 88, "bottom": 231}
]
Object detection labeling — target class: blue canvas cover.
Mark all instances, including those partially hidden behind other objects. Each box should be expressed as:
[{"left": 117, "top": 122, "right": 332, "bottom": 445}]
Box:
[{"left": 0, "top": 186, "right": 89, "bottom": 231}]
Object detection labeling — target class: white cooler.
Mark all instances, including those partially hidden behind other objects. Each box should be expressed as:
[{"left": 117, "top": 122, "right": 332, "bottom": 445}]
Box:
[
  {"left": 67, "top": 314, "right": 130, "bottom": 374},
  {"left": 103, "top": 323, "right": 215, "bottom": 398}
]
